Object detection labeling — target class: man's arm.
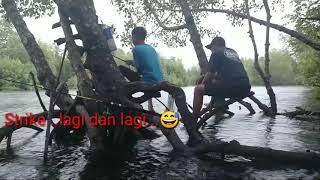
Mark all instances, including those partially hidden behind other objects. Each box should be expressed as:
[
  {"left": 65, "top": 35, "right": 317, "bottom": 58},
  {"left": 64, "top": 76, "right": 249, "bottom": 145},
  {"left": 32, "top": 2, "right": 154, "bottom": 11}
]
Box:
[
  {"left": 132, "top": 48, "right": 142, "bottom": 74},
  {"left": 201, "top": 72, "right": 218, "bottom": 85},
  {"left": 203, "top": 50, "right": 223, "bottom": 84}
]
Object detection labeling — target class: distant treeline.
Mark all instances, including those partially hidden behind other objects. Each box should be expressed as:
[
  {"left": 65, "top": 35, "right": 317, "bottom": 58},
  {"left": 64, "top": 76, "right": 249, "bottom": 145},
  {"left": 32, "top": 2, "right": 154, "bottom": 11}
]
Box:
[
  {"left": 0, "top": 19, "right": 304, "bottom": 91},
  {"left": 113, "top": 48, "right": 301, "bottom": 87},
  {"left": 0, "top": 37, "right": 301, "bottom": 90},
  {"left": 242, "top": 49, "right": 300, "bottom": 86}
]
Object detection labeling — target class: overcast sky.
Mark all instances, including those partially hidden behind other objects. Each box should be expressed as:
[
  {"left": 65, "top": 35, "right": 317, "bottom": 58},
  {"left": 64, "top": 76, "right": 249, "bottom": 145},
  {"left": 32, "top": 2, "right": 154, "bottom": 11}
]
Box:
[{"left": 24, "top": 0, "right": 294, "bottom": 69}]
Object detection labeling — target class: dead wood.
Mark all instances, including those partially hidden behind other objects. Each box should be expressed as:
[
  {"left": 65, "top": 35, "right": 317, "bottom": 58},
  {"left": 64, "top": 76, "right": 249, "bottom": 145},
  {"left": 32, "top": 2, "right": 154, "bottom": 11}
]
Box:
[
  {"left": 192, "top": 140, "right": 320, "bottom": 165},
  {"left": 0, "top": 110, "right": 63, "bottom": 144}
]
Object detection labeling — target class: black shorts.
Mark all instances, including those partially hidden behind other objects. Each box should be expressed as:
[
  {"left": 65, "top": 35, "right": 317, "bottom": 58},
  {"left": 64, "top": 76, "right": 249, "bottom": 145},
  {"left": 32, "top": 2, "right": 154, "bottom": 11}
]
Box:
[{"left": 204, "top": 80, "right": 251, "bottom": 99}]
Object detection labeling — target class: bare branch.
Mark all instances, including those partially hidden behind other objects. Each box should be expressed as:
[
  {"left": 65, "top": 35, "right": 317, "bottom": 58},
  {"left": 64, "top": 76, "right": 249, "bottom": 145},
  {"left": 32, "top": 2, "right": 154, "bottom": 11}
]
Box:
[
  {"left": 0, "top": 110, "right": 63, "bottom": 143},
  {"left": 125, "top": 81, "right": 203, "bottom": 144},
  {"left": 1, "top": 0, "right": 73, "bottom": 110},
  {"left": 192, "top": 140, "right": 320, "bottom": 165},
  {"left": 193, "top": 8, "right": 320, "bottom": 51},
  {"left": 263, "top": 0, "right": 271, "bottom": 80},
  {"left": 301, "top": 16, "right": 320, "bottom": 21},
  {"left": 244, "top": 0, "right": 277, "bottom": 114},
  {"left": 143, "top": 0, "right": 187, "bottom": 31}
]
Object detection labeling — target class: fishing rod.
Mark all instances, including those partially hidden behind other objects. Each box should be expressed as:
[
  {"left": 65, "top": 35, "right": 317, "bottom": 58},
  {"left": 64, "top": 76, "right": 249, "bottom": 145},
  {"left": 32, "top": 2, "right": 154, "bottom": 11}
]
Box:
[
  {"left": 111, "top": 54, "right": 171, "bottom": 111},
  {"left": 0, "top": 77, "right": 167, "bottom": 116}
]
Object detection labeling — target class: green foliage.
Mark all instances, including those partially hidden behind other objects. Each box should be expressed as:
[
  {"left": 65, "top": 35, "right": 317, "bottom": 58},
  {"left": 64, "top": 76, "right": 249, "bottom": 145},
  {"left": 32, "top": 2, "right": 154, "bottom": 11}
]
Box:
[
  {"left": 0, "top": 0, "right": 55, "bottom": 18},
  {"left": 0, "top": 30, "right": 29, "bottom": 63},
  {"left": 0, "top": 57, "right": 34, "bottom": 90},
  {"left": 288, "top": 0, "right": 320, "bottom": 88},
  {"left": 0, "top": 19, "right": 14, "bottom": 49},
  {"left": 243, "top": 49, "right": 299, "bottom": 86},
  {"left": 111, "top": 0, "right": 219, "bottom": 48},
  {"left": 0, "top": 18, "right": 76, "bottom": 90},
  {"left": 160, "top": 57, "right": 200, "bottom": 86}
]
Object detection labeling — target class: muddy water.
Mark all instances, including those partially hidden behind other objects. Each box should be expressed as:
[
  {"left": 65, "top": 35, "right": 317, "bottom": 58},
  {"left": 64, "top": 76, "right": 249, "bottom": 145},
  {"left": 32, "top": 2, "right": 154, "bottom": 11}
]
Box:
[{"left": 0, "top": 86, "right": 319, "bottom": 179}]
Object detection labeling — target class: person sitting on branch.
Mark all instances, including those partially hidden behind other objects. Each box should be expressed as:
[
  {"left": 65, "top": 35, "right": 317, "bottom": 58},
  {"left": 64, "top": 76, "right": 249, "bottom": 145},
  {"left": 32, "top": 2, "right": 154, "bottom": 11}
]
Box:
[
  {"left": 193, "top": 37, "right": 251, "bottom": 118},
  {"left": 119, "top": 26, "right": 164, "bottom": 112}
]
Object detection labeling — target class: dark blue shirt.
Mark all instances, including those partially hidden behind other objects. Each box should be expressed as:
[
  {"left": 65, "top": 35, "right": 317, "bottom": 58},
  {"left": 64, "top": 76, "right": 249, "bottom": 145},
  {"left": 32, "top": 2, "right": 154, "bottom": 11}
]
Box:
[{"left": 208, "top": 47, "right": 250, "bottom": 87}]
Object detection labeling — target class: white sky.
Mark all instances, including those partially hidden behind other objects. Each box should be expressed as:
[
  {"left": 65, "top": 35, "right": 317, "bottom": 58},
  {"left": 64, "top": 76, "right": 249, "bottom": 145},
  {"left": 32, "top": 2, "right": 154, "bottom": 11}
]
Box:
[{"left": 24, "top": 0, "right": 295, "bottom": 69}]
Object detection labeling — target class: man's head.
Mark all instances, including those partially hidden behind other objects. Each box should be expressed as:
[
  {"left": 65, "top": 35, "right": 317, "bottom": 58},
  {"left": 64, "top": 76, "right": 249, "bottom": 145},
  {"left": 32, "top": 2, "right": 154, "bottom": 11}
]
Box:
[
  {"left": 132, "top": 27, "right": 147, "bottom": 45},
  {"left": 205, "top": 37, "right": 226, "bottom": 51}
]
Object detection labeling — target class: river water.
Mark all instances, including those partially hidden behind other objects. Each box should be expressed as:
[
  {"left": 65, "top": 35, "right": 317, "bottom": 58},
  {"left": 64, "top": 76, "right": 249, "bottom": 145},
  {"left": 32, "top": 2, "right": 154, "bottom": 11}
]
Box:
[{"left": 0, "top": 86, "right": 319, "bottom": 179}]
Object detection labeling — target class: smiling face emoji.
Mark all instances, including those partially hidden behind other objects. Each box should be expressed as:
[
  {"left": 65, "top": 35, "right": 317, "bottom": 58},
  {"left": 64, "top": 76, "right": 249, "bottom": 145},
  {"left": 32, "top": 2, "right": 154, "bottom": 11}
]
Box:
[{"left": 160, "top": 111, "right": 180, "bottom": 129}]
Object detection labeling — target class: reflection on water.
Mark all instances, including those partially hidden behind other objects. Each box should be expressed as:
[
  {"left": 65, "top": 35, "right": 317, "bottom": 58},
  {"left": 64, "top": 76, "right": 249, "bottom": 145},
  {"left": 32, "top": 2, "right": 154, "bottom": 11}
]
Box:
[{"left": 0, "top": 86, "right": 319, "bottom": 179}]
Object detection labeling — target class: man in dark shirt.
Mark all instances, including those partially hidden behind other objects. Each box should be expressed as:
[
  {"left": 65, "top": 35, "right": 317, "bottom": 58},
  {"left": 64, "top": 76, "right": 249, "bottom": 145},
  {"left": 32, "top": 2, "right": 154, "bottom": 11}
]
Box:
[{"left": 193, "top": 37, "right": 251, "bottom": 117}]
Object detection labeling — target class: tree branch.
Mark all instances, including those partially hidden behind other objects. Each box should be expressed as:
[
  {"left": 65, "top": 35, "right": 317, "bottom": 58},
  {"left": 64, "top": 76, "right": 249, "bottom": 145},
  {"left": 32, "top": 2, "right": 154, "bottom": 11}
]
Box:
[
  {"left": 262, "top": 0, "right": 277, "bottom": 113},
  {"left": 143, "top": 0, "right": 187, "bottom": 31},
  {"left": 301, "top": 16, "right": 320, "bottom": 21},
  {"left": 192, "top": 140, "right": 320, "bottom": 165},
  {"left": 263, "top": 0, "right": 271, "bottom": 80},
  {"left": 0, "top": 110, "right": 63, "bottom": 143},
  {"left": 244, "top": 0, "right": 277, "bottom": 114},
  {"left": 1, "top": 0, "right": 73, "bottom": 110},
  {"left": 58, "top": 7, "right": 105, "bottom": 153},
  {"left": 125, "top": 81, "right": 203, "bottom": 144},
  {"left": 193, "top": 8, "right": 320, "bottom": 51}
]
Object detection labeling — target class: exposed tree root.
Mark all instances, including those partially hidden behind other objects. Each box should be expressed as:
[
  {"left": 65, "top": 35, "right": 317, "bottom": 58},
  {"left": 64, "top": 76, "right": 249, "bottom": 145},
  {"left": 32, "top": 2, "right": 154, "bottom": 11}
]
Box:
[{"left": 0, "top": 110, "right": 63, "bottom": 148}]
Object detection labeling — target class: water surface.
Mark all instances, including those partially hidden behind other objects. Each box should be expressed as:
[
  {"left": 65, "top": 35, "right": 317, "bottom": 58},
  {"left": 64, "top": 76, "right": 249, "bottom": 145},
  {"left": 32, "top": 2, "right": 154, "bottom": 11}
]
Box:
[{"left": 0, "top": 86, "right": 319, "bottom": 179}]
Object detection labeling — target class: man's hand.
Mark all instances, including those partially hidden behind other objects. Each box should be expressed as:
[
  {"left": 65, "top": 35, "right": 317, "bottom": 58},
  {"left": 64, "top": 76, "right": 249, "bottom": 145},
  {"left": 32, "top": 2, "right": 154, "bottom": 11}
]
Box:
[
  {"left": 202, "top": 72, "right": 217, "bottom": 85},
  {"left": 125, "top": 60, "right": 134, "bottom": 66},
  {"left": 195, "top": 75, "right": 205, "bottom": 85}
]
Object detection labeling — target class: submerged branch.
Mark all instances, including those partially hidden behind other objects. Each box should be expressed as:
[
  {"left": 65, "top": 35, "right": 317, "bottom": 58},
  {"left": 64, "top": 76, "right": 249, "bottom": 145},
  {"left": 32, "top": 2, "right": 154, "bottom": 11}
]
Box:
[
  {"left": 0, "top": 110, "right": 63, "bottom": 144},
  {"left": 192, "top": 140, "right": 320, "bottom": 165}
]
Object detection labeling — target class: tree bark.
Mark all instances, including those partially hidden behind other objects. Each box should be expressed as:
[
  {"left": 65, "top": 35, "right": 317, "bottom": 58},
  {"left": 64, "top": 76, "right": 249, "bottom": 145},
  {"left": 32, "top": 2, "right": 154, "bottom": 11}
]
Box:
[
  {"left": 54, "top": 0, "right": 126, "bottom": 102},
  {"left": 125, "top": 81, "right": 203, "bottom": 144},
  {"left": 54, "top": 0, "right": 199, "bottom": 151},
  {"left": 176, "top": 0, "right": 208, "bottom": 75},
  {"left": 244, "top": 0, "right": 277, "bottom": 115},
  {"left": 262, "top": 0, "right": 277, "bottom": 113},
  {"left": 58, "top": 7, "right": 105, "bottom": 153},
  {"left": 1, "top": 0, "right": 73, "bottom": 110}
]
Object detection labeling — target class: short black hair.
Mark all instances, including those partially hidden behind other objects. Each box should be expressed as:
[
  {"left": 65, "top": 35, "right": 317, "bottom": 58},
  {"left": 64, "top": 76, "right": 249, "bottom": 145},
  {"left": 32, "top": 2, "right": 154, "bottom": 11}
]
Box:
[{"left": 132, "top": 27, "right": 147, "bottom": 40}]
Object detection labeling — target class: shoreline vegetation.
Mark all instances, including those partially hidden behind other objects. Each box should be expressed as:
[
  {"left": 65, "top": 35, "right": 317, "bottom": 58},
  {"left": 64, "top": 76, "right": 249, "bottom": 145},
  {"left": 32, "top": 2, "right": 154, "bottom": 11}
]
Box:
[
  {"left": 0, "top": 34, "right": 304, "bottom": 91},
  {"left": 0, "top": 19, "right": 317, "bottom": 92}
]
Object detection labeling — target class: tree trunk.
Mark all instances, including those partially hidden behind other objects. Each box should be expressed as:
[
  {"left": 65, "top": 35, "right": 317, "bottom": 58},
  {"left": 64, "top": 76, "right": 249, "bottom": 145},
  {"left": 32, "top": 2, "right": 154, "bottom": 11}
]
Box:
[
  {"left": 1, "top": 0, "right": 73, "bottom": 110},
  {"left": 176, "top": 0, "right": 208, "bottom": 75},
  {"left": 54, "top": 0, "right": 201, "bottom": 151},
  {"left": 245, "top": 0, "right": 277, "bottom": 115},
  {"left": 58, "top": 7, "right": 106, "bottom": 153},
  {"left": 192, "top": 140, "right": 320, "bottom": 165},
  {"left": 263, "top": 0, "right": 277, "bottom": 114}
]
